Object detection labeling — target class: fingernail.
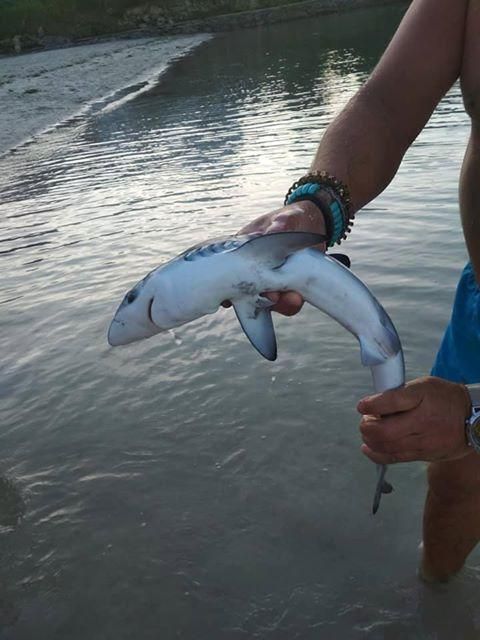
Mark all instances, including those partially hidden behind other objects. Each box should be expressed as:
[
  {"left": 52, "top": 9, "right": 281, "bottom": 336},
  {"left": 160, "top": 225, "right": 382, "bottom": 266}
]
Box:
[{"left": 358, "top": 395, "right": 373, "bottom": 408}]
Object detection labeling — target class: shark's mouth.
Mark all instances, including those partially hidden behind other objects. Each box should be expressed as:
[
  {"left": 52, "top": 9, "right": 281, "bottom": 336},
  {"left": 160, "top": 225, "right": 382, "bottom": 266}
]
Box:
[{"left": 147, "top": 298, "right": 154, "bottom": 324}]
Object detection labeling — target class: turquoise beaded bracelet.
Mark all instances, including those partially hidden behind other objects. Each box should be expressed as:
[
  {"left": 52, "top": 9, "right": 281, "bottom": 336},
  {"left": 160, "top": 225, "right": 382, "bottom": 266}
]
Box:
[{"left": 284, "top": 172, "right": 354, "bottom": 246}]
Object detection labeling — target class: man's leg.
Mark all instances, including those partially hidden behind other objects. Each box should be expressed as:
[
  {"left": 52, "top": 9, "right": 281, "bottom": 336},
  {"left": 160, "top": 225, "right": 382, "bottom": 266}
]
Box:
[
  {"left": 420, "top": 120, "right": 480, "bottom": 582},
  {"left": 422, "top": 453, "right": 480, "bottom": 582},
  {"left": 459, "top": 127, "right": 480, "bottom": 281}
]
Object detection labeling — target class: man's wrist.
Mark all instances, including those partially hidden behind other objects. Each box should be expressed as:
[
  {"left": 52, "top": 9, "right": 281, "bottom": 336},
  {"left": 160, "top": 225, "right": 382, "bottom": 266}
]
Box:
[
  {"left": 284, "top": 172, "right": 353, "bottom": 246},
  {"left": 288, "top": 199, "right": 327, "bottom": 235}
]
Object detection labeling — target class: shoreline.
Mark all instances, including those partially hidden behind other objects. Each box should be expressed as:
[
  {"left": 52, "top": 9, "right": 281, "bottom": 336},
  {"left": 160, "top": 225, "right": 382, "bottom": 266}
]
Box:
[
  {"left": 0, "top": 34, "right": 210, "bottom": 154},
  {"left": 1, "top": 0, "right": 408, "bottom": 155},
  {"left": 166, "top": 0, "right": 408, "bottom": 34}
]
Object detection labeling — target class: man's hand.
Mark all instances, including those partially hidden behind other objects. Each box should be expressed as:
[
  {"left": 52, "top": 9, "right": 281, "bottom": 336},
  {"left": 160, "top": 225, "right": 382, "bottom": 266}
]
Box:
[
  {"left": 357, "top": 376, "right": 472, "bottom": 464},
  {"left": 234, "top": 200, "right": 326, "bottom": 316}
]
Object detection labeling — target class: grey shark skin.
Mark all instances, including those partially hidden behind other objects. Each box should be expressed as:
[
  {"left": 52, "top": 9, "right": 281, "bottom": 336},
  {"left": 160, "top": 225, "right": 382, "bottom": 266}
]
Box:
[{"left": 108, "top": 232, "right": 405, "bottom": 513}]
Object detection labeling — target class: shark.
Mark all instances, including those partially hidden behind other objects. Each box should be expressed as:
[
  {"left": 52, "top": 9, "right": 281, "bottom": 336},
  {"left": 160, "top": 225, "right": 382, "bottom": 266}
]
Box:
[{"left": 108, "top": 231, "right": 405, "bottom": 513}]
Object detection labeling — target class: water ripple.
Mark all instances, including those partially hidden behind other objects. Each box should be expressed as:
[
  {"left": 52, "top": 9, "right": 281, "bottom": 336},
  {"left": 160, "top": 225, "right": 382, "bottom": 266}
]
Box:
[{"left": 0, "top": 5, "right": 476, "bottom": 639}]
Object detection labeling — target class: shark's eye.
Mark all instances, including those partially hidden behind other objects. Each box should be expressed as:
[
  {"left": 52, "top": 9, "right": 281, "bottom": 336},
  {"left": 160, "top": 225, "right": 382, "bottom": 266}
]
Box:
[{"left": 125, "top": 289, "right": 137, "bottom": 304}]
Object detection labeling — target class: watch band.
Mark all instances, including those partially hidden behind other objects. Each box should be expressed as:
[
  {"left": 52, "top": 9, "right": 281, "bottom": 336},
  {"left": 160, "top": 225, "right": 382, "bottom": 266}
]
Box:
[
  {"left": 465, "top": 384, "right": 480, "bottom": 453},
  {"left": 466, "top": 383, "right": 480, "bottom": 407}
]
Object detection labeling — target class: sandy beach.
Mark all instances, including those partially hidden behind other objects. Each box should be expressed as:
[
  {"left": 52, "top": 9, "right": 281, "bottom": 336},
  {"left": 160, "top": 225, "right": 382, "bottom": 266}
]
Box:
[{"left": 0, "top": 34, "right": 209, "bottom": 154}]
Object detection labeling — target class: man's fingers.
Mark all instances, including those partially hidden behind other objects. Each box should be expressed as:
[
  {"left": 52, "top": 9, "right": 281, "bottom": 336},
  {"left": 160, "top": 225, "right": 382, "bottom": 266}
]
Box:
[
  {"left": 222, "top": 291, "right": 279, "bottom": 309},
  {"left": 269, "top": 291, "right": 304, "bottom": 316},
  {"left": 360, "top": 444, "right": 423, "bottom": 464},
  {"left": 360, "top": 412, "right": 461, "bottom": 461},
  {"left": 222, "top": 291, "right": 302, "bottom": 316},
  {"left": 360, "top": 413, "right": 422, "bottom": 444},
  {"left": 360, "top": 416, "right": 423, "bottom": 454},
  {"left": 362, "top": 432, "right": 423, "bottom": 455},
  {"left": 239, "top": 207, "right": 302, "bottom": 235},
  {"left": 267, "top": 214, "right": 295, "bottom": 233},
  {"left": 267, "top": 207, "right": 325, "bottom": 236},
  {"left": 357, "top": 384, "right": 423, "bottom": 416},
  {"left": 238, "top": 213, "right": 274, "bottom": 235}
]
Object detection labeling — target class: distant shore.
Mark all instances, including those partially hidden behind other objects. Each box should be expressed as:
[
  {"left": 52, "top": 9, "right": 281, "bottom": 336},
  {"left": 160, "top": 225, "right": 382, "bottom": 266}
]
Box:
[
  {"left": 166, "top": 0, "right": 408, "bottom": 35},
  {"left": 1, "top": 0, "right": 408, "bottom": 56},
  {"left": 1, "top": 0, "right": 409, "bottom": 154}
]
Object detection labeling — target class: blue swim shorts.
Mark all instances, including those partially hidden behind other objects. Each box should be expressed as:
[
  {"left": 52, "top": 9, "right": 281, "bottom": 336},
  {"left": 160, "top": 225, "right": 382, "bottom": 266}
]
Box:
[{"left": 431, "top": 262, "right": 480, "bottom": 384}]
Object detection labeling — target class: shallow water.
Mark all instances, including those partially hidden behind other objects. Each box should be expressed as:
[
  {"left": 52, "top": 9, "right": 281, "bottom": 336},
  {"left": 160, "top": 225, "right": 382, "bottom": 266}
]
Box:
[{"left": 1, "top": 5, "right": 479, "bottom": 638}]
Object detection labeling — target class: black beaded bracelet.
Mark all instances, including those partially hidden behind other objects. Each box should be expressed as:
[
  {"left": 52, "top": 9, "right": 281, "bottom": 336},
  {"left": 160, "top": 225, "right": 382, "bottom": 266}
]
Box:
[{"left": 285, "top": 171, "right": 354, "bottom": 244}]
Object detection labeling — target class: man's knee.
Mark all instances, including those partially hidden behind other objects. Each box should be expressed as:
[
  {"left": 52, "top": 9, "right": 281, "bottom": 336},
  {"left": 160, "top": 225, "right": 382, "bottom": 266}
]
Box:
[
  {"left": 462, "top": 86, "right": 480, "bottom": 127},
  {"left": 427, "top": 453, "right": 480, "bottom": 503}
]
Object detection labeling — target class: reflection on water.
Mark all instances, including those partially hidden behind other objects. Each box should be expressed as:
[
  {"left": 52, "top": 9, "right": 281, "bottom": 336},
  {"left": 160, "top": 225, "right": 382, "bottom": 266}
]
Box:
[{"left": 0, "top": 4, "right": 478, "bottom": 638}]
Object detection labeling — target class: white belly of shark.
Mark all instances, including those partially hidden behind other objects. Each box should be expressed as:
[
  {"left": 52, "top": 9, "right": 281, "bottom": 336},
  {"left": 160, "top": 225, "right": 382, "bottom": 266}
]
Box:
[{"left": 108, "top": 232, "right": 405, "bottom": 514}]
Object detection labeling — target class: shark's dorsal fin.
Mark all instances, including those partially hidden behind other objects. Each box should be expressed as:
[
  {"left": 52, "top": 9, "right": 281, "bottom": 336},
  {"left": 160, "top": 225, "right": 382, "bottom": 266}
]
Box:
[
  {"left": 239, "top": 232, "right": 326, "bottom": 268},
  {"left": 233, "top": 296, "right": 277, "bottom": 361}
]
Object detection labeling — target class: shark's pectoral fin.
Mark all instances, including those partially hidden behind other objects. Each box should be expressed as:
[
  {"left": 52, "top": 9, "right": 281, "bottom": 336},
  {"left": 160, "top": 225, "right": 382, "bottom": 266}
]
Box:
[
  {"left": 233, "top": 297, "right": 277, "bottom": 361},
  {"left": 372, "top": 464, "right": 394, "bottom": 515}
]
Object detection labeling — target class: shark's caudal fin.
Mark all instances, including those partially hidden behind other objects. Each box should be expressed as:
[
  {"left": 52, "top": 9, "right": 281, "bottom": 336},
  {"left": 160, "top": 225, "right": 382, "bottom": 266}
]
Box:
[
  {"left": 233, "top": 296, "right": 277, "bottom": 361},
  {"left": 372, "top": 464, "right": 393, "bottom": 515},
  {"left": 240, "top": 232, "right": 326, "bottom": 268}
]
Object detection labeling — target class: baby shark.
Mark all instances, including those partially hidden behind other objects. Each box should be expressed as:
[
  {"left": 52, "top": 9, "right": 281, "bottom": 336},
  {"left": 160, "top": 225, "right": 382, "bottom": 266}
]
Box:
[{"left": 108, "top": 231, "right": 405, "bottom": 513}]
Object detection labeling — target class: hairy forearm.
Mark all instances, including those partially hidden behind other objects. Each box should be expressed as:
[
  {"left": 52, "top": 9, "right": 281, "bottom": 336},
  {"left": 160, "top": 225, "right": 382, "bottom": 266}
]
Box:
[
  {"left": 309, "top": 0, "right": 468, "bottom": 214},
  {"left": 311, "top": 88, "right": 409, "bottom": 212}
]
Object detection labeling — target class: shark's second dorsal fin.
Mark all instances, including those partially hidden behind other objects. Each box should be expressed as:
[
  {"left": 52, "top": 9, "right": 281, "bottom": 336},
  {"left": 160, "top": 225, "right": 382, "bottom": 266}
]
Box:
[
  {"left": 239, "top": 232, "right": 326, "bottom": 268},
  {"left": 233, "top": 296, "right": 277, "bottom": 361}
]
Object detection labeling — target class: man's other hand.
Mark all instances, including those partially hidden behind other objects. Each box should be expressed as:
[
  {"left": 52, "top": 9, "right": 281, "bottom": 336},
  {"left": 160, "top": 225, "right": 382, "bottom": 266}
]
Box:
[{"left": 357, "top": 376, "right": 472, "bottom": 464}]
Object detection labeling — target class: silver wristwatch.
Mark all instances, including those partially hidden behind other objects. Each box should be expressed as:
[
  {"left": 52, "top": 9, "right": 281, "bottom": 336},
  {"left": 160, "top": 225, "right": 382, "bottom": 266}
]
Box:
[{"left": 465, "top": 384, "right": 480, "bottom": 453}]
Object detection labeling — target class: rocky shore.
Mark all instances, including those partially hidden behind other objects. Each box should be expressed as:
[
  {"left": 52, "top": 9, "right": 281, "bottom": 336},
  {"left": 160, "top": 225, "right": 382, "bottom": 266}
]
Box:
[
  {"left": 1, "top": 0, "right": 407, "bottom": 56},
  {"left": 125, "top": 0, "right": 407, "bottom": 33}
]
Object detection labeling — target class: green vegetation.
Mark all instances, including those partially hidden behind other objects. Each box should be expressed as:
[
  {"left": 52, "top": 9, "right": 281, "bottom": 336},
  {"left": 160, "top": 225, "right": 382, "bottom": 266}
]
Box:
[
  {"left": 0, "top": 0, "right": 139, "bottom": 39},
  {"left": 0, "top": 0, "right": 299, "bottom": 40}
]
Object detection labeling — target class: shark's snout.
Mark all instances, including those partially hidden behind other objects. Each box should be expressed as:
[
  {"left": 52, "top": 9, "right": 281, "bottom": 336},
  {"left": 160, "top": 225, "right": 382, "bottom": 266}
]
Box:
[
  {"left": 108, "top": 317, "right": 136, "bottom": 346},
  {"left": 108, "top": 303, "right": 162, "bottom": 347}
]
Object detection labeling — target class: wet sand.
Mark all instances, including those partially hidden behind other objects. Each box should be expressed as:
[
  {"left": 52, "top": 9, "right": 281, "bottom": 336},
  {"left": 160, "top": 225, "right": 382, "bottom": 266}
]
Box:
[{"left": 0, "top": 34, "right": 209, "bottom": 154}]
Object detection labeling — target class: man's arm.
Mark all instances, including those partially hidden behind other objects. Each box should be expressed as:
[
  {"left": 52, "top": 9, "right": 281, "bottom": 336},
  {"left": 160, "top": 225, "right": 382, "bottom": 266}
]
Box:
[
  {"left": 237, "top": 0, "right": 469, "bottom": 316},
  {"left": 312, "top": 0, "right": 468, "bottom": 211}
]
